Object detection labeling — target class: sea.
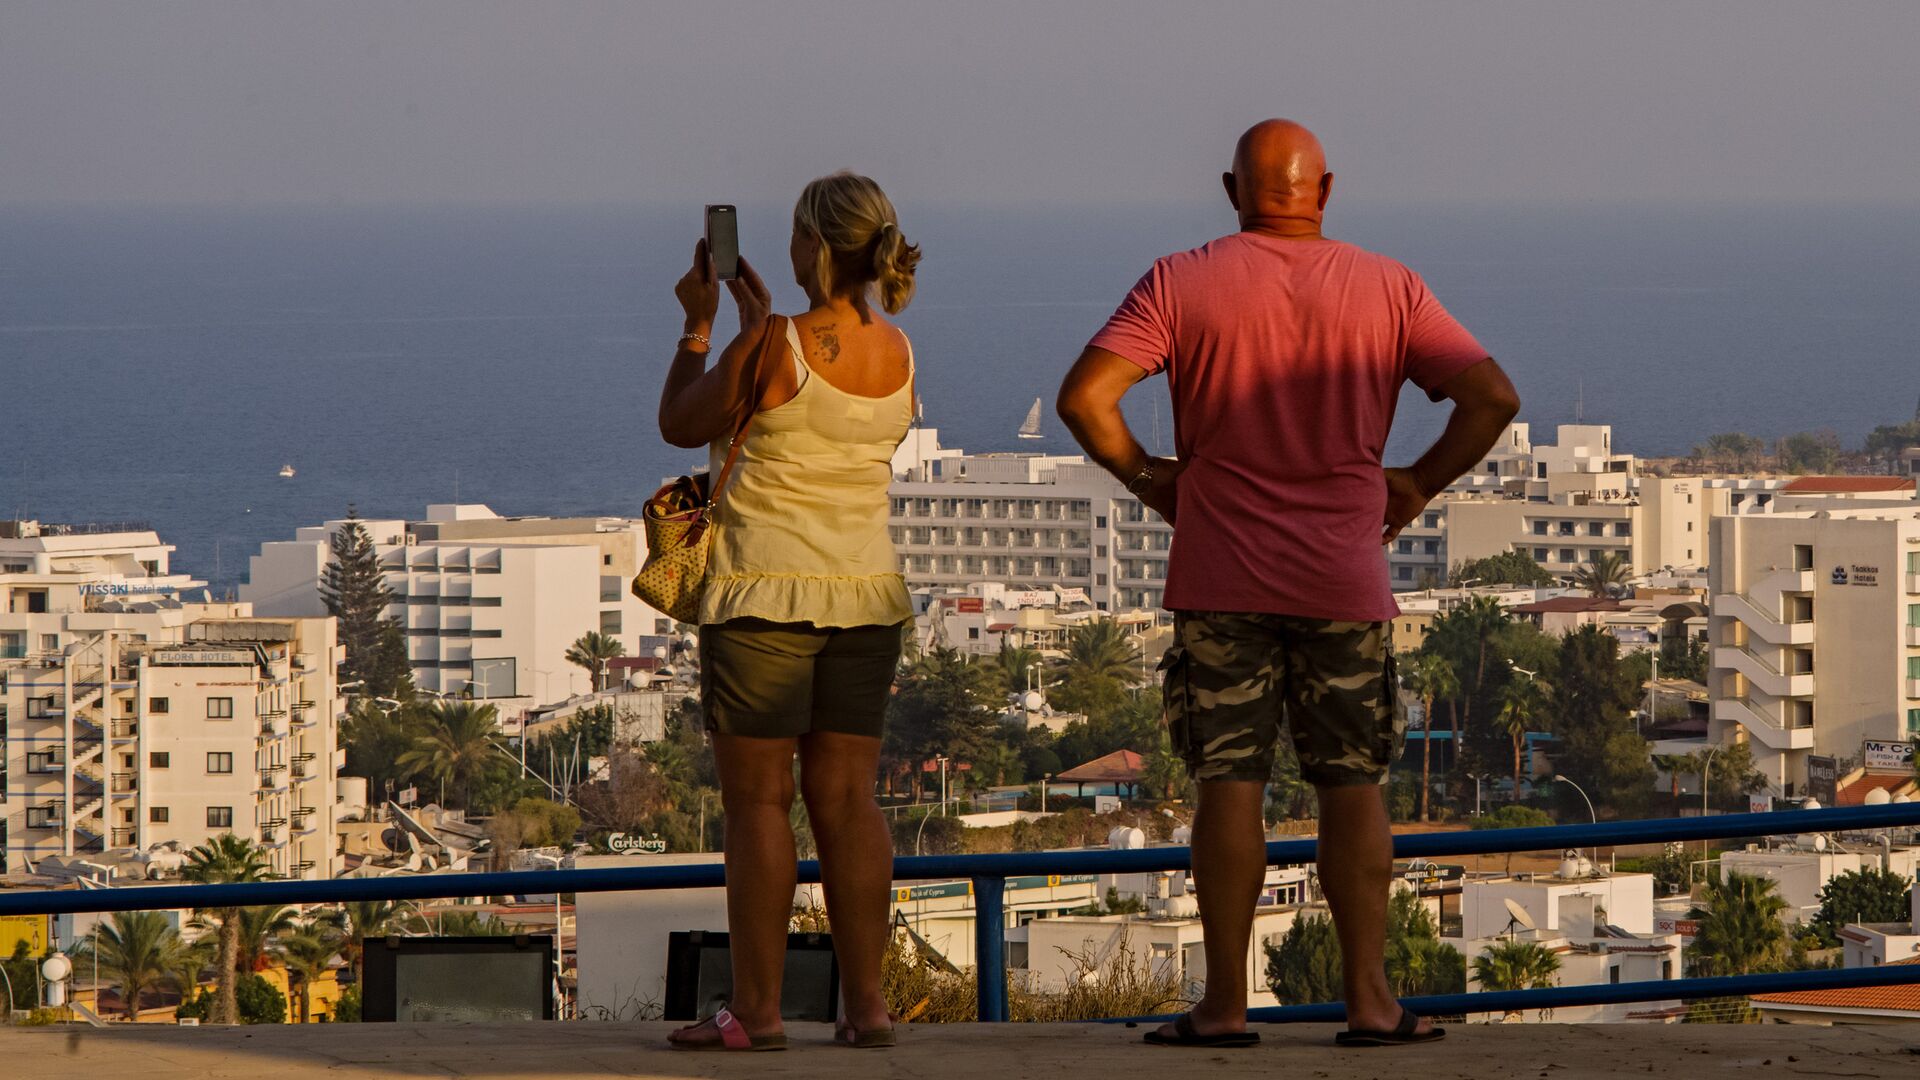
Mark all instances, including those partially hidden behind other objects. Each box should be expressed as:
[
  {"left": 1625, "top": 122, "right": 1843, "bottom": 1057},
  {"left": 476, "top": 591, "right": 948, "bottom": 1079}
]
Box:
[{"left": 2, "top": 201, "right": 1916, "bottom": 592}]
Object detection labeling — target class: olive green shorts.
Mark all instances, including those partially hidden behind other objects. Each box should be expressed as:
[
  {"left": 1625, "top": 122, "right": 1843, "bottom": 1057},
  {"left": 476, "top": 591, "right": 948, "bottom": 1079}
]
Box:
[
  {"left": 1161, "top": 611, "right": 1404, "bottom": 788},
  {"left": 699, "top": 618, "right": 907, "bottom": 739}
]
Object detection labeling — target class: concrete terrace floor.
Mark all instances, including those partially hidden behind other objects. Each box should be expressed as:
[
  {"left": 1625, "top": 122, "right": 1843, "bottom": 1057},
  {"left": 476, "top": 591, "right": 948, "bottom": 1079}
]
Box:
[{"left": 5, "top": 1021, "right": 1920, "bottom": 1079}]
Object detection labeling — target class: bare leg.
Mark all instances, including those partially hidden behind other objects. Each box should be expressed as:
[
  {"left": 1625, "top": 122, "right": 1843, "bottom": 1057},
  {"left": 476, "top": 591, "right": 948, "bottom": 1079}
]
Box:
[
  {"left": 799, "top": 731, "right": 894, "bottom": 1033},
  {"left": 1315, "top": 783, "right": 1434, "bottom": 1035},
  {"left": 671, "top": 733, "right": 797, "bottom": 1043},
  {"left": 1157, "top": 778, "right": 1266, "bottom": 1037}
]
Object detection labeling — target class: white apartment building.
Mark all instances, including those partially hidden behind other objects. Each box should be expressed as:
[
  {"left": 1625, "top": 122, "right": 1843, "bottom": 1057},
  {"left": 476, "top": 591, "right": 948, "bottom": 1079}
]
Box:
[
  {"left": 889, "top": 432, "right": 1171, "bottom": 612},
  {"left": 1706, "top": 507, "right": 1920, "bottom": 797},
  {"left": 243, "top": 504, "right": 672, "bottom": 708},
  {"left": 2, "top": 522, "right": 343, "bottom": 880}
]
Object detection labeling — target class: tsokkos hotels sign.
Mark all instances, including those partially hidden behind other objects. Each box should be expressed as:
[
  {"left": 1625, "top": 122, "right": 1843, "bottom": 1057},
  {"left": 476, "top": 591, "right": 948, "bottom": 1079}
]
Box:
[{"left": 605, "top": 832, "right": 668, "bottom": 855}]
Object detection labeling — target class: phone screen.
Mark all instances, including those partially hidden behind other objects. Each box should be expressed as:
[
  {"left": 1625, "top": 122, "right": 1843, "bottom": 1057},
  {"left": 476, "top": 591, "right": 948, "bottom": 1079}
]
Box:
[{"left": 705, "top": 205, "right": 740, "bottom": 281}]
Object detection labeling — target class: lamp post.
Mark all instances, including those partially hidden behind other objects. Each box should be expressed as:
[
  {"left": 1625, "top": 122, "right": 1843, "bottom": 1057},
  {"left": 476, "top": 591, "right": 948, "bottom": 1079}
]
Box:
[
  {"left": 1465, "top": 773, "right": 1488, "bottom": 817},
  {"left": 1552, "top": 774, "right": 1599, "bottom": 867},
  {"left": 527, "top": 851, "right": 568, "bottom": 1019},
  {"left": 1700, "top": 743, "right": 1724, "bottom": 864}
]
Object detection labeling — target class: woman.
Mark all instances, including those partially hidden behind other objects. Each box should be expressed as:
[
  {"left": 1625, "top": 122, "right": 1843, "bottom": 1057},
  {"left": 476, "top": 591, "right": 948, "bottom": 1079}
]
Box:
[{"left": 658, "top": 172, "right": 920, "bottom": 1051}]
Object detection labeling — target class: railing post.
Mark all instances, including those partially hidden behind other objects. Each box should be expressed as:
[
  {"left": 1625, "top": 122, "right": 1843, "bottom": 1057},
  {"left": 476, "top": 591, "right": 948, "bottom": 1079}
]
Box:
[{"left": 972, "top": 875, "right": 1008, "bottom": 1022}]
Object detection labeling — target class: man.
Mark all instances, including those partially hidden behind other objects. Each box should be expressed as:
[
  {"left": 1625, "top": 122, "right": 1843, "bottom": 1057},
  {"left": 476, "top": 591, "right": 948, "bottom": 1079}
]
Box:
[{"left": 1057, "top": 119, "right": 1519, "bottom": 1048}]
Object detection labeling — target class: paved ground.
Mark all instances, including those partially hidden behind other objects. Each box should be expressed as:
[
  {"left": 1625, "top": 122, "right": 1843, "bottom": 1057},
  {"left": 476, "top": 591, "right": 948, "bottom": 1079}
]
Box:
[{"left": 4, "top": 1019, "right": 1918, "bottom": 1079}]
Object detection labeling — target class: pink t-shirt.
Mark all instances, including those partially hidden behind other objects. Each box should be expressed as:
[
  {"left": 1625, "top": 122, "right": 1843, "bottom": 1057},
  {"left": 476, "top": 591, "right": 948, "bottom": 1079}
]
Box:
[{"left": 1088, "top": 232, "right": 1488, "bottom": 621}]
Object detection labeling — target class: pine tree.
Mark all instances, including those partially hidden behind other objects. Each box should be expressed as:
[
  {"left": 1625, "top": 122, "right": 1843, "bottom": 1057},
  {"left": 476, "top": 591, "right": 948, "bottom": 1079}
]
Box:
[{"left": 320, "top": 509, "right": 412, "bottom": 699}]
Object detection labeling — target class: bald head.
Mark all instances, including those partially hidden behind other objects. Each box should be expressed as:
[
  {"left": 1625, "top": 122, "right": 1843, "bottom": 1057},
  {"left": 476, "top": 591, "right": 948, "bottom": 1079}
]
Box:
[{"left": 1224, "top": 119, "right": 1333, "bottom": 237}]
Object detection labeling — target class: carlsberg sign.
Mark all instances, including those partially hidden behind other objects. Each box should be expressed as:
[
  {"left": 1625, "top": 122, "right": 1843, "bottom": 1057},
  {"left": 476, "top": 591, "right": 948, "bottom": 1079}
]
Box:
[{"left": 605, "top": 833, "right": 668, "bottom": 855}]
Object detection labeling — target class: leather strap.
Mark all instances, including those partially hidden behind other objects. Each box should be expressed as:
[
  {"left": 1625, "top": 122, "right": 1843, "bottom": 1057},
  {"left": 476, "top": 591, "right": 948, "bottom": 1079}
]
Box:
[{"left": 688, "top": 315, "right": 785, "bottom": 540}]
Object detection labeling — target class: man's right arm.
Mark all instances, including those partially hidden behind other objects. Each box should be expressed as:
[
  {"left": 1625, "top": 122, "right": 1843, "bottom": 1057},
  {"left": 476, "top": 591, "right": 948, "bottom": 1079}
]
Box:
[
  {"left": 1057, "top": 347, "right": 1183, "bottom": 523},
  {"left": 1383, "top": 358, "right": 1520, "bottom": 543}
]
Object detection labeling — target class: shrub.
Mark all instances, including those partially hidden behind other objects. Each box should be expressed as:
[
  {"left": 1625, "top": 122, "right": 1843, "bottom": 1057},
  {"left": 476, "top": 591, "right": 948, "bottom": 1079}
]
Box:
[{"left": 1469, "top": 804, "right": 1555, "bottom": 831}]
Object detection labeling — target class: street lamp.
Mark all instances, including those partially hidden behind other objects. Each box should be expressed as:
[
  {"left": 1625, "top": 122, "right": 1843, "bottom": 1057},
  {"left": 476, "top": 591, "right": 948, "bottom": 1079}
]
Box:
[
  {"left": 526, "top": 851, "right": 569, "bottom": 1018},
  {"left": 1465, "top": 773, "right": 1488, "bottom": 817},
  {"left": 1552, "top": 774, "right": 1599, "bottom": 868},
  {"left": 1699, "top": 743, "right": 1724, "bottom": 865}
]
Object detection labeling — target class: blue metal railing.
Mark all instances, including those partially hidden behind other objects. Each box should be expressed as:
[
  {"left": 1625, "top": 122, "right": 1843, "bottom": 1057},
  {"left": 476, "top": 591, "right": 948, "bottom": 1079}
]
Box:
[{"left": 3, "top": 802, "right": 1918, "bottom": 1023}]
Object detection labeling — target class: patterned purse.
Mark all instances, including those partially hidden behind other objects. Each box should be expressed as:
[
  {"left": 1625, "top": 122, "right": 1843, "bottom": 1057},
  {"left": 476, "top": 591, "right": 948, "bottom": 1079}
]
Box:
[{"left": 632, "top": 316, "right": 784, "bottom": 624}]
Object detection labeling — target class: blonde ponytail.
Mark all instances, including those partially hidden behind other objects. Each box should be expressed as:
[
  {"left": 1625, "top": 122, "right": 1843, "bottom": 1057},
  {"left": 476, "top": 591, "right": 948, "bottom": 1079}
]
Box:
[{"left": 794, "top": 172, "right": 920, "bottom": 313}]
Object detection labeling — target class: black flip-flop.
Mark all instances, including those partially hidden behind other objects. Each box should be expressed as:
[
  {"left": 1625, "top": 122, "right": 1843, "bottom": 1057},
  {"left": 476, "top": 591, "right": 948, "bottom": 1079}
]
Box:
[
  {"left": 1335, "top": 1007, "right": 1446, "bottom": 1047},
  {"left": 1142, "top": 1013, "right": 1261, "bottom": 1048}
]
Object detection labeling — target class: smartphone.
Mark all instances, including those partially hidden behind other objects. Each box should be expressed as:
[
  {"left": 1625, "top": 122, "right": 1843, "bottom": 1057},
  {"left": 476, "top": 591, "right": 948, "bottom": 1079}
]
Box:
[{"left": 705, "top": 204, "right": 740, "bottom": 281}]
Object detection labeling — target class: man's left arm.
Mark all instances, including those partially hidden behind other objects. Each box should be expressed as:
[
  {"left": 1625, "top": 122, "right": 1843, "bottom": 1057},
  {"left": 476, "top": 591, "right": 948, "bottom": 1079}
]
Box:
[
  {"left": 1057, "top": 347, "right": 1184, "bottom": 523},
  {"left": 1384, "top": 357, "right": 1521, "bottom": 543}
]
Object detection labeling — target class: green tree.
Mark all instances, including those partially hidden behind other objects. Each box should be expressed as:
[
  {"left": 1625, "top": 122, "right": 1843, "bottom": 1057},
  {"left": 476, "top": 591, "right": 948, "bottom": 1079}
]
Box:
[
  {"left": 1658, "top": 635, "right": 1710, "bottom": 682},
  {"left": 1049, "top": 619, "right": 1144, "bottom": 720},
  {"left": 4, "top": 941, "right": 41, "bottom": 1014},
  {"left": 1806, "top": 868, "right": 1916, "bottom": 948},
  {"left": 1265, "top": 913, "right": 1343, "bottom": 1004},
  {"left": 1864, "top": 418, "right": 1920, "bottom": 472},
  {"left": 398, "top": 699, "right": 502, "bottom": 809},
  {"left": 318, "top": 900, "right": 425, "bottom": 986},
  {"left": 1689, "top": 872, "right": 1790, "bottom": 977},
  {"left": 431, "top": 909, "right": 516, "bottom": 936},
  {"left": 182, "top": 834, "right": 271, "bottom": 1025},
  {"left": 1404, "top": 652, "right": 1458, "bottom": 823},
  {"left": 1571, "top": 552, "right": 1633, "bottom": 598},
  {"left": 1451, "top": 550, "right": 1556, "bottom": 588},
  {"left": 1470, "top": 804, "right": 1555, "bottom": 830},
  {"left": 174, "top": 972, "right": 287, "bottom": 1025},
  {"left": 1691, "top": 432, "right": 1767, "bottom": 474},
  {"left": 1778, "top": 430, "right": 1842, "bottom": 475},
  {"left": 320, "top": 511, "right": 412, "bottom": 699},
  {"left": 341, "top": 697, "right": 425, "bottom": 804},
  {"left": 1472, "top": 939, "right": 1561, "bottom": 1021},
  {"left": 71, "top": 910, "right": 186, "bottom": 1020},
  {"left": 1384, "top": 889, "right": 1467, "bottom": 996},
  {"left": 989, "top": 642, "right": 1043, "bottom": 701},
  {"left": 1550, "top": 625, "right": 1651, "bottom": 812},
  {"left": 565, "top": 631, "right": 626, "bottom": 692},
  {"left": 1496, "top": 677, "right": 1550, "bottom": 800},
  {"left": 1140, "top": 728, "right": 1189, "bottom": 801},
  {"left": 275, "top": 923, "right": 340, "bottom": 1024},
  {"left": 884, "top": 646, "right": 997, "bottom": 800},
  {"left": 1421, "top": 595, "right": 1513, "bottom": 786},
  {"left": 488, "top": 796, "right": 584, "bottom": 851}
]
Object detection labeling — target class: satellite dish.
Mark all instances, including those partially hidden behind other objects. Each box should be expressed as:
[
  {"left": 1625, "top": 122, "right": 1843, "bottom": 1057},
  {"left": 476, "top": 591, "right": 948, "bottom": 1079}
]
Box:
[{"left": 1503, "top": 897, "right": 1537, "bottom": 933}]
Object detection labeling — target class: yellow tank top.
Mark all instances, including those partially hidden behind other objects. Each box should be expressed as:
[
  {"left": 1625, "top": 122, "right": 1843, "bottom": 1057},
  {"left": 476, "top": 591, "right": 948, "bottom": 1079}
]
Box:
[{"left": 700, "top": 318, "right": 915, "bottom": 628}]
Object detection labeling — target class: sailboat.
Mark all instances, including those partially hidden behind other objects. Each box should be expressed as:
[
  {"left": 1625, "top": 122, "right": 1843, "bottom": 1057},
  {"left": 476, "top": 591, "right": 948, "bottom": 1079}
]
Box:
[
  {"left": 278, "top": 464, "right": 296, "bottom": 478},
  {"left": 1016, "top": 398, "right": 1045, "bottom": 440}
]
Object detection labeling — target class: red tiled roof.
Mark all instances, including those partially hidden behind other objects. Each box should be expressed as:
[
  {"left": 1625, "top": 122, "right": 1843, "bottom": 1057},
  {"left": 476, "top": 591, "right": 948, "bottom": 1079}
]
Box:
[
  {"left": 1781, "top": 476, "right": 1916, "bottom": 493},
  {"left": 1752, "top": 957, "right": 1920, "bottom": 1014},
  {"left": 1510, "top": 596, "right": 1627, "bottom": 614},
  {"left": 1056, "top": 749, "right": 1145, "bottom": 784},
  {"left": 1836, "top": 772, "right": 1918, "bottom": 806}
]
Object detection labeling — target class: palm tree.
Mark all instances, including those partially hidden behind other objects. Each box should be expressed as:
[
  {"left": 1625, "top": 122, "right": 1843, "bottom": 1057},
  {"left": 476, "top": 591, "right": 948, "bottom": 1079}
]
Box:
[
  {"left": 1404, "top": 652, "right": 1458, "bottom": 822},
  {"left": 1141, "top": 728, "right": 1189, "bottom": 801},
  {"left": 72, "top": 910, "right": 187, "bottom": 1021},
  {"left": 991, "top": 642, "right": 1043, "bottom": 701},
  {"left": 182, "top": 834, "right": 271, "bottom": 1024},
  {"left": 1496, "top": 677, "right": 1550, "bottom": 801},
  {"left": 319, "top": 900, "right": 427, "bottom": 987},
  {"left": 431, "top": 909, "right": 515, "bottom": 936},
  {"left": 565, "top": 630, "right": 625, "bottom": 691},
  {"left": 398, "top": 699, "right": 501, "bottom": 808},
  {"left": 1571, "top": 552, "right": 1633, "bottom": 598},
  {"left": 1060, "top": 619, "right": 1142, "bottom": 686},
  {"left": 233, "top": 905, "right": 297, "bottom": 975},
  {"left": 275, "top": 922, "right": 340, "bottom": 1024},
  {"left": 1689, "top": 872, "right": 1790, "bottom": 977},
  {"left": 163, "top": 938, "right": 214, "bottom": 1010},
  {"left": 1472, "top": 939, "right": 1561, "bottom": 1021},
  {"left": 973, "top": 743, "right": 1023, "bottom": 788}
]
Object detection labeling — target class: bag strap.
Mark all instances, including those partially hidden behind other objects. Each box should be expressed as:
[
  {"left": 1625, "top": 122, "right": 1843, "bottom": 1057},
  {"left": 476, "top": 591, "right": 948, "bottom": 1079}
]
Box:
[{"left": 702, "top": 314, "right": 786, "bottom": 514}]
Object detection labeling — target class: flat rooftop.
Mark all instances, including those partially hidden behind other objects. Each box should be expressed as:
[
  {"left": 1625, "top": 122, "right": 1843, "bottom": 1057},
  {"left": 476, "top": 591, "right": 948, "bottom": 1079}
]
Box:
[{"left": 6, "top": 1020, "right": 1919, "bottom": 1079}]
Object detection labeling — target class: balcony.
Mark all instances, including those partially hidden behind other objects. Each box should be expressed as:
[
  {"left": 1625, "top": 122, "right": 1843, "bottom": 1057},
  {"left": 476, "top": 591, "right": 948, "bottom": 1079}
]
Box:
[
  {"left": 1714, "top": 646, "right": 1814, "bottom": 698},
  {"left": 1715, "top": 592, "right": 1816, "bottom": 646},
  {"left": 1908, "top": 573, "right": 1920, "bottom": 595},
  {"left": 1909, "top": 625, "right": 1920, "bottom": 648},
  {"left": 1713, "top": 696, "right": 1815, "bottom": 751},
  {"left": 111, "top": 772, "right": 137, "bottom": 794},
  {"left": 1908, "top": 678, "right": 1920, "bottom": 700},
  {"left": 110, "top": 720, "right": 138, "bottom": 739}
]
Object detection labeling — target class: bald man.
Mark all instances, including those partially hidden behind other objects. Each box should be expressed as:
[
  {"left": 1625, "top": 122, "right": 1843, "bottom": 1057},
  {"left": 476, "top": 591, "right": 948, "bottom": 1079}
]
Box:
[{"left": 1058, "top": 119, "right": 1518, "bottom": 1048}]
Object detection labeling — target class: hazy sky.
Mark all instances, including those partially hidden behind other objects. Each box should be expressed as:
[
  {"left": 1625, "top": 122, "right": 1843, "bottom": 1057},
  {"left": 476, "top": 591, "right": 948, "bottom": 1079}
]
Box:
[{"left": 3, "top": 1, "right": 1916, "bottom": 207}]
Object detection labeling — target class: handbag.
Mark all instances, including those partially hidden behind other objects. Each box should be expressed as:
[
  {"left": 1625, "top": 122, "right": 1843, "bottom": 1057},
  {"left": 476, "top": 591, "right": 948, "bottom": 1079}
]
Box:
[{"left": 632, "top": 315, "right": 786, "bottom": 624}]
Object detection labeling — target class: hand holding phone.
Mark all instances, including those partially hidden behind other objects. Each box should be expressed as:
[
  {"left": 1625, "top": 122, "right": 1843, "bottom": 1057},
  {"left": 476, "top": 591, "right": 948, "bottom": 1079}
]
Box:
[{"left": 705, "top": 204, "right": 740, "bottom": 281}]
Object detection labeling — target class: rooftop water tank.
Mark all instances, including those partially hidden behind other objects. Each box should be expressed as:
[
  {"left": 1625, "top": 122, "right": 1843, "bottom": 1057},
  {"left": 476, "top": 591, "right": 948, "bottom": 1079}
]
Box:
[{"left": 1108, "top": 826, "right": 1146, "bottom": 850}]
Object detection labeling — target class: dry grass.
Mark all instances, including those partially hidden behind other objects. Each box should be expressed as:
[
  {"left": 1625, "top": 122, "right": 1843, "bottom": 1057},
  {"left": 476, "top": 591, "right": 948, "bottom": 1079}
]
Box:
[{"left": 882, "top": 928, "right": 1189, "bottom": 1023}]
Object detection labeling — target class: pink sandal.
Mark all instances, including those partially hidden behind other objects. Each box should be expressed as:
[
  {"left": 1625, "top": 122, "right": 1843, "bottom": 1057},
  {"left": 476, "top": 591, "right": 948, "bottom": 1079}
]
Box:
[{"left": 668, "top": 1007, "right": 788, "bottom": 1052}]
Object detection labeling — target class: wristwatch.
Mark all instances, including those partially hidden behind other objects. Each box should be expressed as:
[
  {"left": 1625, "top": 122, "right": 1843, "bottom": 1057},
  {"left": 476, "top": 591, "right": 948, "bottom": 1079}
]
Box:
[{"left": 1125, "top": 462, "right": 1154, "bottom": 497}]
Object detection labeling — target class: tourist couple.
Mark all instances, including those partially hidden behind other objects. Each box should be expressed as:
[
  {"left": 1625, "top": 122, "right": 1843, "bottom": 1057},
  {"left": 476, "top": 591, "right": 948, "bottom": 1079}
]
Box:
[{"left": 655, "top": 120, "right": 1521, "bottom": 1051}]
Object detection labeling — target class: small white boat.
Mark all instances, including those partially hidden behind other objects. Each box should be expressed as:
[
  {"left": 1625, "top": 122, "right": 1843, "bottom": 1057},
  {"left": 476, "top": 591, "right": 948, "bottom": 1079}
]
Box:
[
  {"left": 1016, "top": 397, "right": 1045, "bottom": 440},
  {"left": 279, "top": 464, "right": 297, "bottom": 478}
]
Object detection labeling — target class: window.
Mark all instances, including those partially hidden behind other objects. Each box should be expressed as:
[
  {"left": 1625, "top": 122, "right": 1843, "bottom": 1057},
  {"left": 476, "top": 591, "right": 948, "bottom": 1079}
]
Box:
[
  {"left": 149, "top": 697, "right": 170, "bottom": 714},
  {"left": 1609, "top": 967, "right": 1621, "bottom": 984},
  {"left": 602, "top": 553, "right": 612, "bottom": 566},
  {"left": 1532, "top": 520, "right": 1548, "bottom": 536},
  {"left": 41, "top": 633, "right": 59, "bottom": 652},
  {"left": 655, "top": 619, "right": 673, "bottom": 634},
  {"left": 1396, "top": 566, "right": 1414, "bottom": 581},
  {"left": 1424, "top": 540, "right": 1440, "bottom": 555},
  {"left": 968, "top": 627, "right": 980, "bottom": 640},
  {"left": 1423, "top": 513, "right": 1440, "bottom": 528},
  {"left": 1908, "top": 656, "right": 1920, "bottom": 680},
  {"left": 1908, "top": 604, "right": 1920, "bottom": 627},
  {"left": 1908, "top": 709, "right": 1920, "bottom": 735},
  {"left": 1096, "top": 574, "right": 1108, "bottom": 586},
  {"left": 27, "top": 695, "right": 56, "bottom": 719},
  {"left": 149, "top": 752, "right": 170, "bottom": 769},
  {"left": 150, "top": 807, "right": 170, "bottom": 823},
  {"left": 1686, "top": 521, "right": 1693, "bottom": 532},
  {"left": 1559, "top": 549, "right": 1576, "bottom": 563},
  {"left": 206, "top": 752, "right": 234, "bottom": 774},
  {"left": 600, "top": 609, "right": 623, "bottom": 636},
  {"left": 1534, "top": 548, "right": 1549, "bottom": 561},
  {"left": 1397, "top": 539, "right": 1413, "bottom": 554},
  {"left": 1588, "top": 522, "right": 1605, "bottom": 536},
  {"left": 207, "top": 806, "right": 233, "bottom": 829},
  {"left": 1616, "top": 522, "right": 1632, "bottom": 537},
  {"left": 1095, "top": 545, "right": 1106, "bottom": 557},
  {"left": 1095, "top": 516, "right": 1107, "bottom": 529},
  {"left": 207, "top": 697, "right": 234, "bottom": 719},
  {"left": 600, "top": 575, "right": 622, "bottom": 602}
]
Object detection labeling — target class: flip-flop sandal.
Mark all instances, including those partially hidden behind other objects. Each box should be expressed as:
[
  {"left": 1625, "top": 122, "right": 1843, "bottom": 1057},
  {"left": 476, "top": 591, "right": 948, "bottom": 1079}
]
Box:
[
  {"left": 668, "top": 1007, "right": 788, "bottom": 1052},
  {"left": 1142, "top": 1012, "right": 1261, "bottom": 1048},
  {"left": 835, "top": 1020, "right": 898, "bottom": 1048},
  {"left": 1335, "top": 1007, "right": 1446, "bottom": 1047}
]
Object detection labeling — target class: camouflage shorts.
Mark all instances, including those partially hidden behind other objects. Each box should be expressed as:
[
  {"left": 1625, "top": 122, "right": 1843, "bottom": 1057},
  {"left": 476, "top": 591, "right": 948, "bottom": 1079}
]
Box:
[{"left": 1161, "top": 611, "right": 1404, "bottom": 787}]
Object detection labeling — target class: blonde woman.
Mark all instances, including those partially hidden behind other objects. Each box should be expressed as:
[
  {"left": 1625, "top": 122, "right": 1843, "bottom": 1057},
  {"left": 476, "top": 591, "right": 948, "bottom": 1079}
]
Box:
[{"left": 658, "top": 172, "right": 919, "bottom": 1051}]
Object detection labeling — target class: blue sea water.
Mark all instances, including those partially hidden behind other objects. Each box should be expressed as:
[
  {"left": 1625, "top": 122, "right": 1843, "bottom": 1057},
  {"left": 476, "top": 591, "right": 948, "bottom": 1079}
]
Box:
[{"left": 2, "top": 201, "right": 1915, "bottom": 591}]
